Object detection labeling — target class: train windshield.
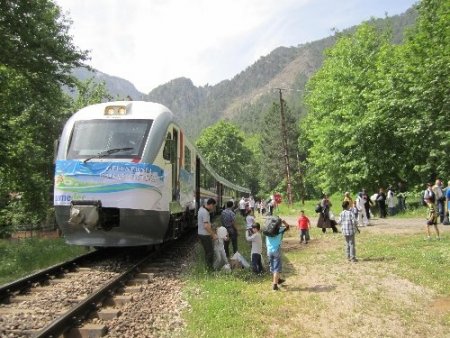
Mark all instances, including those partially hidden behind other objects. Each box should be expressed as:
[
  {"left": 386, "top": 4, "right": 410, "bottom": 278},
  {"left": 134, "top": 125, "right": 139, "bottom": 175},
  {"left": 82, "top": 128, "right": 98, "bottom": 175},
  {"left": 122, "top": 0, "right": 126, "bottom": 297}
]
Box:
[{"left": 67, "top": 119, "right": 152, "bottom": 159}]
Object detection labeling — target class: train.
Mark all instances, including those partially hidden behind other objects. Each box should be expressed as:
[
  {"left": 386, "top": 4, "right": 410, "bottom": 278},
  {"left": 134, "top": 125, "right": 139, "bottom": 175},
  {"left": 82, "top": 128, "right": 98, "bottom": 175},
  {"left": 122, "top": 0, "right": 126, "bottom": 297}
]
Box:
[{"left": 54, "top": 101, "right": 250, "bottom": 247}]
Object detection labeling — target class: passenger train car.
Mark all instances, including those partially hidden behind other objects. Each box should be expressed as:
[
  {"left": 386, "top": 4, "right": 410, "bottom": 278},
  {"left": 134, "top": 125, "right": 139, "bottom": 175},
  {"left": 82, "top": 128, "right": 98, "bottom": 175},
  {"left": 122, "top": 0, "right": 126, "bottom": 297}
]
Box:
[{"left": 54, "top": 101, "right": 250, "bottom": 247}]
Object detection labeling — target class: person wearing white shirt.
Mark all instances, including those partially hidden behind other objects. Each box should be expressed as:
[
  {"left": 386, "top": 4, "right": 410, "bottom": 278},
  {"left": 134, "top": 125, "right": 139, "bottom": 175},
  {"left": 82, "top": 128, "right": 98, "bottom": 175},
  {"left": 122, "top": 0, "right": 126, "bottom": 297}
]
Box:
[{"left": 245, "top": 223, "right": 263, "bottom": 274}]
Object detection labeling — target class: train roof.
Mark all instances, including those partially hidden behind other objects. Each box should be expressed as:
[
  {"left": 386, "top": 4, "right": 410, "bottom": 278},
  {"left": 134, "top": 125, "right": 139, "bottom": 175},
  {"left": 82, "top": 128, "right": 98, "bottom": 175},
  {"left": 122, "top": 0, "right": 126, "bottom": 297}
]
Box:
[{"left": 70, "top": 101, "right": 173, "bottom": 120}]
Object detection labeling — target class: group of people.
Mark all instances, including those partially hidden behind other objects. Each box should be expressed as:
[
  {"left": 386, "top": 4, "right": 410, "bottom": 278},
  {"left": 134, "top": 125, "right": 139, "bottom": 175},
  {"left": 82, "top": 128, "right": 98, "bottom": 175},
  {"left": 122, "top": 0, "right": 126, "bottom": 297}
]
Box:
[
  {"left": 197, "top": 196, "right": 291, "bottom": 291},
  {"left": 198, "top": 181, "right": 449, "bottom": 289},
  {"left": 317, "top": 186, "right": 405, "bottom": 231},
  {"left": 422, "top": 179, "right": 450, "bottom": 240}
]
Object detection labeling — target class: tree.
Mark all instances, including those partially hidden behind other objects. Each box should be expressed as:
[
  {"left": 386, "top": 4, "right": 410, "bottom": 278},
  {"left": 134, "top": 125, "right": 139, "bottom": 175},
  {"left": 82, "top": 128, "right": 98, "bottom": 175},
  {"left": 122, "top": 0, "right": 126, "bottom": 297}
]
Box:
[
  {"left": 0, "top": 0, "right": 88, "bottom": 232},
  {"left": 302, "top": 23, "right": 394, "bottom": 193},
  {"left": 302, "top": 0, "right": 449, "bottom": 194},
  {"left": 69, "top": 79, "right": 113, "bottom": 113},
  {"left": 195, "top": 120, "right": 254, "bottom": 187},
  {"left": 384, "top": 0, "right": 450, "bottom": 185},
  {"left": 260, "top": 100, "right": 300, "bottom": 196},
  {"left": 0, "top": 0, "right": 88, "bottom": 96}
]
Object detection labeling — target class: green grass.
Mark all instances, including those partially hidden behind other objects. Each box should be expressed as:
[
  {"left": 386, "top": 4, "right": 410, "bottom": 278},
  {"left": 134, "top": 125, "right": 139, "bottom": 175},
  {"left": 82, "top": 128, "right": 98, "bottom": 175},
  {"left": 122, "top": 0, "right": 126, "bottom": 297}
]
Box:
[
  {"left": 0, "top": 238, "right": 88, "bottom": 285},
  {"left": 183, "top": 214, "right": 450, "bottom": 337},
  {"left": 358, "top": 233, "right": 450, "bottom": 294}
]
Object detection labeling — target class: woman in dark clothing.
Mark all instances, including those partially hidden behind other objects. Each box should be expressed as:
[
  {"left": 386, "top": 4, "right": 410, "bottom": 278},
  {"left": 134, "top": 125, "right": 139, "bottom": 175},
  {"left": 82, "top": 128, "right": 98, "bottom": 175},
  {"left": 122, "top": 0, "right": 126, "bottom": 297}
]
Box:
[
  {"left": 317, "top": 195, "right": 338, "bottom": 233},
  {"left": 377, "top": 188, "right": 387, "bottom": 218}
]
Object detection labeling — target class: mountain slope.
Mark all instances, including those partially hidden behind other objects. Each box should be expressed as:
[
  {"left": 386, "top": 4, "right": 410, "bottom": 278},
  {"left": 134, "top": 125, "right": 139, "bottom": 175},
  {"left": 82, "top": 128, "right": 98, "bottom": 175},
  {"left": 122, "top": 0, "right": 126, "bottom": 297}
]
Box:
[
  {"left": 70, "top": 67, "right": 146, "bottom": 100},
  {"left": 144, "top": 7, "right": 417, "bottom": 139}
]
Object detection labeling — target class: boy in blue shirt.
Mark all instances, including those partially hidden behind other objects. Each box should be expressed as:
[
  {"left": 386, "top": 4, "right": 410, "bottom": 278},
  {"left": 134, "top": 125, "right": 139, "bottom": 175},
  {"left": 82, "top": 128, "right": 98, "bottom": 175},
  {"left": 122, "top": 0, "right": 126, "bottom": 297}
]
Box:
[{"left": 265, "top": 218, "right": 290, "bottom": 290}]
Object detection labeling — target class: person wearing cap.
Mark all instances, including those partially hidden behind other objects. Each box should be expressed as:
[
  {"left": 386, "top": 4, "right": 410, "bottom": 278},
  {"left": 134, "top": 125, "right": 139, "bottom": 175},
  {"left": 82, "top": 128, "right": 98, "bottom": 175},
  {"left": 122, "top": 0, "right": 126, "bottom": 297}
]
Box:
[{"left": 245, "top": 222, "right": 263, "bottom": 274}]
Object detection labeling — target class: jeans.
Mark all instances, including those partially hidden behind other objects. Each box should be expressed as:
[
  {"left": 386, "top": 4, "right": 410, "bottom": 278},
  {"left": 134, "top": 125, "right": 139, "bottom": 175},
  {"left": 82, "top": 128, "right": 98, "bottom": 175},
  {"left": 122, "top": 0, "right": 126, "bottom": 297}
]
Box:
[
  {"left": 268, "top": 249, "right": 282, "bottom": 273},
  {"left": 344, "top": 234, "right": 356, "bottom": 260},
  {"left": 437, "top": 200, "right": 445, "bottom": 223},
  {"left": 198, "top": 234, "right": 214, "bottom": 271},
  {"left": 251, "top": 253, "right": 263, "bottom": 274},
  {"left": 224, "top": 231, "right": 238, "bottom": 258},
  {"left": 300, "top": 229, "right": 310, "bottom": 242}
]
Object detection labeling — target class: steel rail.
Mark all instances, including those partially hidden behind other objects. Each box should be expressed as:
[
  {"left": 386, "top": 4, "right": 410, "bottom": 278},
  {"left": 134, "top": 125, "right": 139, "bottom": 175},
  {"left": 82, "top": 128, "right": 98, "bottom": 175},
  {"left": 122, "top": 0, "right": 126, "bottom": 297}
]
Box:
[
  {"left": 33, "top": 252, "right": 155, "bottom": 338},
  {"left": 0, "top": 250, "right": 100, "bottom": 302}
]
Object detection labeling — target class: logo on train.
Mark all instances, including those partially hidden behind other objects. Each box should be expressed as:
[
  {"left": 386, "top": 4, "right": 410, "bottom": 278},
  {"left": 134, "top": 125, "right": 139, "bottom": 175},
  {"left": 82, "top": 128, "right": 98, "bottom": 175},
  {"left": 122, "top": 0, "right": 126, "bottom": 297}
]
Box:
[{"left": 54, "top": 195, "right": 72, "bottom": 202}]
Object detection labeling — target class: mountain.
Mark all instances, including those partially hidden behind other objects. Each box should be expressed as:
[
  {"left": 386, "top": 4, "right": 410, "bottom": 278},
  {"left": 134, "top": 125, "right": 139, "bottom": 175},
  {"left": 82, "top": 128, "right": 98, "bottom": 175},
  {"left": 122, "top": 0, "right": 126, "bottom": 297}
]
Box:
[
  {"left": 69, "top": 67, "right": 146, "bottom": 101},
  {"left": 70, "top": 7, "right": 417, "bottom": 139},
  {"left": 145, "top": 7, "right": 417, "bottom": 139}
]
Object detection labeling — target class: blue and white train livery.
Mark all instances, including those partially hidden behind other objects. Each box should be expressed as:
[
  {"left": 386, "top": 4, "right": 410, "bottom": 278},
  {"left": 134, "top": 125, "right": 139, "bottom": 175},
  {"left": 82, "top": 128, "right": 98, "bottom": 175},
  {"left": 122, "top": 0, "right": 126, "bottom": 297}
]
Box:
[{"left": 54, "top": 101, "right": 249, "bottom": 247}]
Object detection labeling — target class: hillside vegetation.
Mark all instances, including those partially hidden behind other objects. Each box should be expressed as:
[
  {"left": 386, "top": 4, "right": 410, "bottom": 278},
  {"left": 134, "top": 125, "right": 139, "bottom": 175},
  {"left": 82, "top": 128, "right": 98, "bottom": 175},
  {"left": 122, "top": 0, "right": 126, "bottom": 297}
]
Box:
[{"left": 146, "top": 8, "right": 418, "bottom": 139}]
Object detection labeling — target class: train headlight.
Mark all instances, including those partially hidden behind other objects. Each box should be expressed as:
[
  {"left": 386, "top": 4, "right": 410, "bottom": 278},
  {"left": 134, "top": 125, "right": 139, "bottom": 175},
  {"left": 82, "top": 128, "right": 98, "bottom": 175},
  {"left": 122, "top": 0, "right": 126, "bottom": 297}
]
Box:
[{"left": 104, "top": 105, "right": 128, "bottom": 116}]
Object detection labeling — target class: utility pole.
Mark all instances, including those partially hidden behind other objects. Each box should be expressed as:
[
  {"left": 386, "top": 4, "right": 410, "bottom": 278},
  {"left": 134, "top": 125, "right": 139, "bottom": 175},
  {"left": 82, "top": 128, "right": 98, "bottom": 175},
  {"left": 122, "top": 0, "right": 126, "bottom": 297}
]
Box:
[{"left": 276, "top": 88, "right": 293, "bottom": 206}]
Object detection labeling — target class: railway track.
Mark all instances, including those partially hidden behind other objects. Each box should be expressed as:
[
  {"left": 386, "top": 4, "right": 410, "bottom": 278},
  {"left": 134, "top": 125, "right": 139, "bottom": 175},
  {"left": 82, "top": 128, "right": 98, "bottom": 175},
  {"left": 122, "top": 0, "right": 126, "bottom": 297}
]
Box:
[{"left": 0, "top": 232, "right": 196, "bottom": 337}]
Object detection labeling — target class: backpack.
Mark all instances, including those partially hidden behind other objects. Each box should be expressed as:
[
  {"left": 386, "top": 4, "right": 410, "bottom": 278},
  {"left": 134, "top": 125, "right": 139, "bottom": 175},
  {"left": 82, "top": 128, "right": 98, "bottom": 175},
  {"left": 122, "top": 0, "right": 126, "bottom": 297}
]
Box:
[
  {"left": 314, "top": 203, "right": 323, "bottom": 213},
  {"left": 263, "top": 216, "right": 282, "bottom": 237},
  {"left": 422, "top": 189, "right": 435, "bottom": 206}
]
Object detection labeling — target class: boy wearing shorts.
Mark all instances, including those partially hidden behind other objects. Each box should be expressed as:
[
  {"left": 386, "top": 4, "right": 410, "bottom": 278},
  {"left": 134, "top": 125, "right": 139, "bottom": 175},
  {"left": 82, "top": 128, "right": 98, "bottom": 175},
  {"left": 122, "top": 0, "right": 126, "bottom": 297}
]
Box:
[{"left": 266, "top": 219, "right": 290, "bottom": 291}]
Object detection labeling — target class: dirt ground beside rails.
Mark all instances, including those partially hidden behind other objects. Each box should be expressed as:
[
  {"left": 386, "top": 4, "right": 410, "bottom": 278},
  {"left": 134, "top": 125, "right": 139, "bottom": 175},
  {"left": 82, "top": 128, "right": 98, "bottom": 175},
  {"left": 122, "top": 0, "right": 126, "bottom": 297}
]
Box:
[{"left": 272, "top": 216, "right": 450, "bottom": 337}]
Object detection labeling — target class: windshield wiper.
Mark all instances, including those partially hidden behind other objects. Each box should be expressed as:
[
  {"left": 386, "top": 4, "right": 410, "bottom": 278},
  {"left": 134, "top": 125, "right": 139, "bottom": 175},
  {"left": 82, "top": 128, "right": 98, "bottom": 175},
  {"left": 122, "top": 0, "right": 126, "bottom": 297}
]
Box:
[{"left": 83, "top": 147, "right": 133, "bottom": 163}]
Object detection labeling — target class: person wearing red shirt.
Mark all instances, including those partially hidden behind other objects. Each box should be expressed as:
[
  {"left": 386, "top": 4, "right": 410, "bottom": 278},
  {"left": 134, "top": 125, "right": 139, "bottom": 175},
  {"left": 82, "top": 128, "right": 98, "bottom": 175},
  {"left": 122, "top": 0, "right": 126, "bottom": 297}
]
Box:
[{"left": 297, "top": 210, "right": 311, "bottom": 244}]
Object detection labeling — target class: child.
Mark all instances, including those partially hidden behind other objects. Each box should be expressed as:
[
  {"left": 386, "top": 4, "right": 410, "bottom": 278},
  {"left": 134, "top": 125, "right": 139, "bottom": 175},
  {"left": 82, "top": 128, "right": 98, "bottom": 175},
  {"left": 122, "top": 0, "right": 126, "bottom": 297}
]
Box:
[
  {"left": 297, "top": 210, "right": 311, "bottom": 244},
  {"left": 213, "top": 223, "right": 229, "bottom": 270},
  {"left": 337, "top": 200, "right": 359, "bottom": 262},
  {"left": 245, "top": 222, "right": 263, "bottom": 274},
  {"left": 266, "top": 218, "right": 290, "bottom": 290},
  {"left": 425, "top": 197, "right": 440, "bottom": 240}
]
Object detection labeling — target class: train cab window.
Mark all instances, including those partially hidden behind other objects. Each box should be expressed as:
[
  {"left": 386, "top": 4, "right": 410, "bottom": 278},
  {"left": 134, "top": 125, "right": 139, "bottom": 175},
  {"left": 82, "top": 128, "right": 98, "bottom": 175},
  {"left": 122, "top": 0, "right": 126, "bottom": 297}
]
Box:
[{"left": 67, "top": 119, "right": 152, "bottom": 159}]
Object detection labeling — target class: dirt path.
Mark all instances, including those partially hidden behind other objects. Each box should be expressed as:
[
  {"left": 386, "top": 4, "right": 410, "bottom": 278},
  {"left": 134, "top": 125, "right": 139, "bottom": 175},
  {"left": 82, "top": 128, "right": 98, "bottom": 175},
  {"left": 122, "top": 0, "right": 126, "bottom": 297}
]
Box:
[{"left": 270, "top": 217, "right": 450, "bottom": 337}]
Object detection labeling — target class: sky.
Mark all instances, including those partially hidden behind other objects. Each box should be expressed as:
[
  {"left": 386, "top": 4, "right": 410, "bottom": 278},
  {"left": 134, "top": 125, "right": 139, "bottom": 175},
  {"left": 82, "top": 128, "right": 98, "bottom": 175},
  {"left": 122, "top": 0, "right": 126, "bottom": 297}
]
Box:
[{"left": 54, "top": 0, "right": 418, "bottom": 93}]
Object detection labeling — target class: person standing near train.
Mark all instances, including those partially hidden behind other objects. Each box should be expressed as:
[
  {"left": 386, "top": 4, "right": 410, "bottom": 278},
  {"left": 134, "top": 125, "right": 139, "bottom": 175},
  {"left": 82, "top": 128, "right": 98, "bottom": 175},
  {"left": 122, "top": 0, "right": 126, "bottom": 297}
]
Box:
[
  {"left": 221, "top": 200, "right": 238, "bottom": 257},
  {"left": 198, "top": 198, "right": 217, "bottom": 271}
]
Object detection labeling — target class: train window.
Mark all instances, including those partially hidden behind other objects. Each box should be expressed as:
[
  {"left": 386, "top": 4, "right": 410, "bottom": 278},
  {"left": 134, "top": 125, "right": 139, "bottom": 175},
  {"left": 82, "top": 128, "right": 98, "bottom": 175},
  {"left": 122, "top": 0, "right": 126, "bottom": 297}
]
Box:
[
  {"left": 184, "top": 146, "right": 191, "bottom": 172},
  {"left": 163, "top": 133, "right": 172, "bottom": 161},
  {"left": 67, "top": 119, "right": 152, "bottom": 159}
]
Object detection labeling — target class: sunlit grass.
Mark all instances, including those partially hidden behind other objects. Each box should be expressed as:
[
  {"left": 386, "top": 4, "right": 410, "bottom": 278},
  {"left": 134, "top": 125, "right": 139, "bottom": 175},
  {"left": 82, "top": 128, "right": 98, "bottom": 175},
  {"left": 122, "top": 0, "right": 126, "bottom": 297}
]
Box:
[{"left": 183, "top": 214, "right": 450, "bottom": 337}]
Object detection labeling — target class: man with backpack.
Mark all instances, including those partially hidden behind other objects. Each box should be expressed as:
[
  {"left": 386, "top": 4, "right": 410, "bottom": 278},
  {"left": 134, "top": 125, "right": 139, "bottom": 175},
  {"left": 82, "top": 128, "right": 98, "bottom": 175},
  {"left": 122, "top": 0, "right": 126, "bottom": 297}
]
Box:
[
  {"left": 264, "top": 216, "right": 290, "bottom": 291},
  {"left": 432, "top": 179, "right": 445, "bottom": 223}
]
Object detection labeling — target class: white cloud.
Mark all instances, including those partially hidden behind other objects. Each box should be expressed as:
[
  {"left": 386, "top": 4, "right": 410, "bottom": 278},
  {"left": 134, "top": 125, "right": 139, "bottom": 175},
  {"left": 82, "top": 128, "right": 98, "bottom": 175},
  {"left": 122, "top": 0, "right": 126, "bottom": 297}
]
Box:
[{"left": 55, "top": 0, "right": 416, "bottom": 93}]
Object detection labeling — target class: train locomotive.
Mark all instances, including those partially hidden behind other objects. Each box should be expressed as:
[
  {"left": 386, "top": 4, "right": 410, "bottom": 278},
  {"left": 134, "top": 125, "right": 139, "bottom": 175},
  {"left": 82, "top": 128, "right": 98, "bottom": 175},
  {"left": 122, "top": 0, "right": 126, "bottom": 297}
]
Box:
[{"left": 54, "top": 101, "right": 250, "bottom": 247}]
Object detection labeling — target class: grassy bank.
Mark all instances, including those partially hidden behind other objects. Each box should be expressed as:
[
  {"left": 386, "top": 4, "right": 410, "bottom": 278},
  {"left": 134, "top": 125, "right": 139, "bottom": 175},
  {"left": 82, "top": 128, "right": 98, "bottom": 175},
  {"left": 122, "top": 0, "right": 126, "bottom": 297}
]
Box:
[
  {"left": 183, "top": 215, "right": 450, "bottom": 337},
  {"left": 0, "top": 238, "right": 88, "bottom": 285}
]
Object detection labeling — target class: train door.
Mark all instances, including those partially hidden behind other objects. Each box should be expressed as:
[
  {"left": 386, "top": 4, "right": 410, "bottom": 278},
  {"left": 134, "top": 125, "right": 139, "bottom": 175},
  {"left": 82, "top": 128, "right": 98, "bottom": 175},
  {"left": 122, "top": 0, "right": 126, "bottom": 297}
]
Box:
[
  {"left": 172, "top": 129, "right": 179, "bottom": 201},
  {"left": 195, "top": 156, "right": 201, "bottom": 210},
  {"left": 217, "top": 182, "right": 223, "bottom": 210}
]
